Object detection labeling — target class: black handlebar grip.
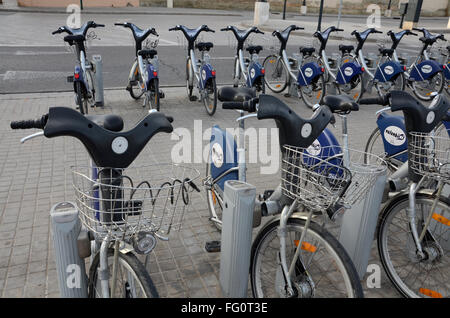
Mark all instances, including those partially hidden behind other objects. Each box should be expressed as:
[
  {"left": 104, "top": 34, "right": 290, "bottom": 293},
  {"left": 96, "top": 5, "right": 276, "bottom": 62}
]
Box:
[
  {"left": 51, "top": 30, "right": 59, "bottom": 35},
  {"left": 95, "top": 24, "right": 105, "bottom": 28},
  {"left": 359, "top": 96, "right": 389, "bottom": 106},
  {"left": 222, "top": 99, "right": 257, "bottom": 112},
  {"left": 11, "top": 114, "right": 48, "bottom": 130},
  {"left": 152, "top": 29, "right": 159, "bottom": 36},
  {"left": 295, "top": 26, "right": 305, "bottom": 30},
  {"left": 336, "top": 28, "right": 344, "bottom": 32}
]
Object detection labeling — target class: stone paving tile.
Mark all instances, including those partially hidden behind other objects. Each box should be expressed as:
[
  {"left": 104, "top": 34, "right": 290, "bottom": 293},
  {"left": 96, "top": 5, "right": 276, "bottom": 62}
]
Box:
[{"left": 0, "top": 87, "right": 402, "bottom": 298}]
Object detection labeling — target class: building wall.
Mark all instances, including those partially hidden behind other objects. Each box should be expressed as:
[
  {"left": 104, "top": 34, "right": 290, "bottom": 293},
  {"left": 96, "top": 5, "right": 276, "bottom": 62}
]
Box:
[{"left": 18, "top": 0, "right": 140, "bottom": 7}]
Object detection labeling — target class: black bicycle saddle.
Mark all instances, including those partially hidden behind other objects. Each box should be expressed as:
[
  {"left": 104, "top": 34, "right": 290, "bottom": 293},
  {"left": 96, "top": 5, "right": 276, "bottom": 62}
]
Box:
[
  {"left": 323, "top": 95, "right": 359, "bottom": 114},
  {"left": 218, "top": 87, "right": 256, "bottom": 102}
]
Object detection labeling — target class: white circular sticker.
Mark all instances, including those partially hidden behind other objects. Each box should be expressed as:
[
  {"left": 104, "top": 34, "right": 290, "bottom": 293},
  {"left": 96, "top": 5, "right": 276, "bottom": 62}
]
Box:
[
  {"left": 421, "top": 65, "right": 432, "bottom": 74},
  {"left": 306, "top": 139, "right": 321, "bottom": 156},
  {"left": 304, "top": 67, "right": 313, "bottom": 78},
  {"left": 250, "top": 68, "right": 256, "bottom": 79},
  {"left": 202, "top": 69, "right": 206, "bottom": 80},
  {"left": 111, "top": 136, "right": 128, "bottom": 154},
  {"left": 301, "top": 123, "right": 312, "bottom": 138},
  {"left": 211, "top": 143, "right": 224, "bottom": 168},
  {"left": 384, "top": 65, "right": 394, "bottom": 75},
  {"left": 383, "top": 126, "right": 406, "bottom": 146},
  {"left": 344, "top": 67, "right": 353, "bottom": 77},
  {"left": 426, "top": 111, "right": 435, "bottom": 124}
]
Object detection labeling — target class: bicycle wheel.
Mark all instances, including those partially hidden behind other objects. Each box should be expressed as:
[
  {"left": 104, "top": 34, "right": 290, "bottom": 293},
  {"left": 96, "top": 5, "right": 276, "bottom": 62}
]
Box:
[
  {"left": 205, "top": 158, "right": 224, "bottom": 231},
  {"left": 203, "top": 77, "right": 217, "bottom": 116},
  {"left": 411, "top": 72, "right": 445, "bottom": 101},
  {"left": 263, "top": 55, "right": 288, "bottom": 93},
  {"left": 375, "top": 72, "right": 406, "bottom": 97},
  {"left": 339, "top": 73, "right": 364, "bottom": 102},
  {"left": 364, "top": 127, "right": 405, "bottom": 175},
  {"left": 75, "top": 81, "right": 88, "bottom": 115},
  {"left": 377, "top": 192, "right": 450, "bottom": 298},
  {"left": 86, "top": 69, "right": 96, "bottom": 107},
  {"left": 250, "top": 217, "right": 364, "bottom": 298},
  {"left": 149, "top": 78, "right": 160, "bottom": 111},
  {"left": 298, "top": 73, "right": 326, "bottom": 109},
  {"left": 129, "top": 64, "right": 145, "bottom": 100},
  {"left": 186, "top": 58, "right": 194, "bottom": 98},
  {"left": 88, "top": 248, "right": 159, "bottom": 298}
]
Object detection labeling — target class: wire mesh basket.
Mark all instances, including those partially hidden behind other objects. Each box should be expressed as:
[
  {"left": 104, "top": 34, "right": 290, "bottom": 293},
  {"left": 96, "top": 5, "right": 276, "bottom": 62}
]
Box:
[
  {"left": 72, "top": 164, "right": 200, "bottom": 240},
  {"left": 281, "top": 145, "right": 387, "bottom": 212},
  {"left": 409, "top": 131, "right": 450, "bottom": 182}
]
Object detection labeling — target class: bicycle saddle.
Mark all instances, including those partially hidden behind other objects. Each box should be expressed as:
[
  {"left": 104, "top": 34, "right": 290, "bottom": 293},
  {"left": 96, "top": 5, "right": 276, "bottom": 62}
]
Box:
[
  {"left": 195, "top": 42, "right": 213, "bottom": 51},
  {"left": 64, "top": 35, "right": 85, "bottom": 44},
  {"left": 246, "top": 45, "right": 263, "bottom": 54},
  {"left": 390, "top": 90, "right": 449, "bottom": 134},
  {"left": 218, "top": 87, "right": 256, "bottom": 102},
  {"left": 300, "top": 47, "right": 315, "bottom": 55},
  {"left": 322, "top": 95, "right": 359, "bottom": 113},
  {"left": 138, "top": 49, "right": 157, "bottom": 59},
  {"left": 85, "top": 114, "right": 124, "bottom": 132},
  {"left": 339, "top": 45, "right": 354, "bottom": 54}
]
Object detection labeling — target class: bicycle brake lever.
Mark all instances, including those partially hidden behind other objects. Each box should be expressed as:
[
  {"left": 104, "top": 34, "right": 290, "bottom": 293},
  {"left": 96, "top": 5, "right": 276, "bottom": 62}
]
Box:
[
  {"left": 236, "top": 113, "right": 257, "bottom": 122},
  {"left": 20, "top": 131, "right": 44, "bottom": 144}
]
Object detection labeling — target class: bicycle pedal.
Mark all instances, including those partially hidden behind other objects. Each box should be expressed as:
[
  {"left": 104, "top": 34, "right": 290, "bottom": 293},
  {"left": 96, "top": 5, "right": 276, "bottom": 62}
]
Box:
[
  {"left": 262, "top": 189, "right": 275, "bottom": 200},
  {"left": 159, "top": 90, "right": 165, "bottom": 99},
  {"left": 67, "top": 76, "right": 74, "bottom": 83},
  {"left": 284, "top": 93, "right": 291, "bottom": 97},
  {"left": 189, "top": 95, "right": 198, "bottom": 101},
  {"left": 205, "top": 240, "right": 221, "bottom": 253}
]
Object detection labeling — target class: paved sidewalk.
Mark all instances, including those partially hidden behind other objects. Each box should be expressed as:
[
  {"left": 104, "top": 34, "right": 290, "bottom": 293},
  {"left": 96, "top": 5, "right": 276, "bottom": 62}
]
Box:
[{"left": 0, "top": 86, "right": 401, "bottom": 298}]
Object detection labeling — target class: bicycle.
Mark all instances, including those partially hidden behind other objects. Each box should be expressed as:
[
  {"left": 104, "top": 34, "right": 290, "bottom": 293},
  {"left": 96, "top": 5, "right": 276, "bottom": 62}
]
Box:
[
  {"left": 221, "top": 26, "right": 266, "bottom": 94},
  {"left": 360, "top": 91, "right": 450, "bottom": 298},
  {"left": 115, "top": 22, "right": 162, "bottom": 111},
  {"left": 209, "top": 89, "right": 371, "bottom": 297},
  {"left": 10, "top": 108, "right": 200, "bottom": 298},
  {"left": 393, "top": 28, "right": 446, "bottom": 101},
  {"left": 351, "top": 28, "right": 406, "bottom": 99},
  {"left": 306, "top": 26, "right": 365, "bottom": 103},
  {"left": 52, "top": 21, "right": 105, "bottom": 114},
  {"left": 169, "top": 24, "right": 218, "bottom": 116},
  {"left": 263, "top": 25, "right": 327, "bottom": 108}
]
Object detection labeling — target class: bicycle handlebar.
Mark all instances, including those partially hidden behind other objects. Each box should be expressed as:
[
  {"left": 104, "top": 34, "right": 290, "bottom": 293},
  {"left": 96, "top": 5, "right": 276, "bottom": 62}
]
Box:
[
  {"left": 11, "top": 115, "right": 48, "bottom": 130},
  {"left": 359, "top": 95, "right": 390, "bottom": 106},
  {"left": 222, "top": 98, "right": 258, "bottom": 113}
]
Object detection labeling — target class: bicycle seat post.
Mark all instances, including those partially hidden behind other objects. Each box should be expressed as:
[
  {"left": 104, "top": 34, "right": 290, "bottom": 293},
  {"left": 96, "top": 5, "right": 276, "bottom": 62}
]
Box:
[{"left": 339, "top": 113, "right": 351, "bottom": 166}]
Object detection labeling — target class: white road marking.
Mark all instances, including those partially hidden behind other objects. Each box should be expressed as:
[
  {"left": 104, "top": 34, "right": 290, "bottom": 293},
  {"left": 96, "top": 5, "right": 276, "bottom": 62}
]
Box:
[{"left": 2, "top": 70, "right": 68, "bottom": 80}]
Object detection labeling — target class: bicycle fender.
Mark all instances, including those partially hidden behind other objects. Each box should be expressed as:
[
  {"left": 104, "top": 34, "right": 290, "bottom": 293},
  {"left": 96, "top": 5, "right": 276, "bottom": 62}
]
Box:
[
  {"left": 374, "top": 61, "right": 405, "bottom": 83},
  {"left": 409, "top": 60, "right": 443, "bottom": 81},
  {"left": 200, "top": 63, "right": 215, "bottom": 90},
  {"left": 146, "top": 63, "right": 158, "bottom": 87},
  {"left": 247, "top": 61, "right": 264, "bottom": 87},
  {"left": 336, "top": 61, "right": 364, "bottom": 85},
  {"left": 297, "top": 62, "right": 324, "bottom": 86},
  {"left": 376, "top": 112, "right": 408, "bottom": 163}
]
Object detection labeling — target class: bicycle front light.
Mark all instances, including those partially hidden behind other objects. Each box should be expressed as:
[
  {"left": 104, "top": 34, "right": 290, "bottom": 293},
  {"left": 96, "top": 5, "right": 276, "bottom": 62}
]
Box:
[{"left": 133, "top": 231, "right": 157, "bottom": 255}]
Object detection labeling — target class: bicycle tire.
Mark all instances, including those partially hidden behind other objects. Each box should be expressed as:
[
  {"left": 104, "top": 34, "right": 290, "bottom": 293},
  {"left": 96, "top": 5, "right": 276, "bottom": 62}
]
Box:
[
  {"left": 186, "top": 58, "right": 194, "bottom": 98},
  {"left": 88, "top": 248, "right": 159, "bottom": 298},
  {"left": 411, "top": 71, "right": 445, "bottom": 101},
  {"left": 205, "top": 156, "right": 224, "bottom": 231},
  {"left": 298, "top": 73, "right": 326, "bottom": 109},
  {"left": 377, "top": 191, "right": 450, "bottom": 298},
  {"left": 129, "top": 63, "right": 145, "bottom": 100},
  {"left": 203, "top": 77, "right": 217, "bottom": 116},
  {"left": 339, "top": 73, "right": 364, "bottom": 102},
  {"left": 149, "top": 78, "right": 160, "bottom": 111},
  {"left": 263, "top": 54, "right": 288, "bottom": 93},
  {"left": 375, "top": 72, "right": 405, "bottom": 98},
  {"left": 250, "top": 217, "right": 364, "bottom": 298},
  {"left": 75, "top": 81, "right": 88, "bottom": 115}
]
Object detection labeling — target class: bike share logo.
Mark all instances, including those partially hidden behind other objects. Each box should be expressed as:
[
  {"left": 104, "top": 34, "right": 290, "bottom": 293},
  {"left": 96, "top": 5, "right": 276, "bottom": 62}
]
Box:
[
  {"left": 211, "top": 143, "right": 224, "bottom": 168},
  {"left": 304, "top": 67, "right": 313, "bottom": 78},
  {"left": 426, "top": 111, "right": 435, "bottom": 124},
  {"left": 306, "top": 139, "right": 321, "bottom": 156},
  {"left": 250, "top": 67, "right": 256, "bottom": 79},
  {"left": 344, "top": 67, "right": 353, "bottom": 77},
  {"left": 383, "top": 126, "right": 406, "bottom": 146},
  {"left": 421, "top": 65, "right": 433, "bottom": 74},
  {"left": 384, "top": 65, "right": 394, "bottom": 76}
]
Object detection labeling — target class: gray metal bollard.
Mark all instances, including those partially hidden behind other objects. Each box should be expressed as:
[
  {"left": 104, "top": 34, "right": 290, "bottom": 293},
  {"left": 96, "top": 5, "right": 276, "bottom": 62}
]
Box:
[
  {"left": 219, "top": 180, "right": 256, "bottom": 298},
  {"left": 338, "top": 172, "right": 387, "bottom": 279},
  {"left": 92, "top": 55, "right": 104, "bottom": 107},
  {"left": 50, "top": 202, "right": 88, "bottom": 298}
]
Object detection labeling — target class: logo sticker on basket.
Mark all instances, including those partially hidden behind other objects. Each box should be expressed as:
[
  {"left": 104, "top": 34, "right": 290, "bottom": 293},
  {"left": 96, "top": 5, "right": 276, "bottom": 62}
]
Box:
[
  {"left": 421, "top": 65, "right": 433, "bottom": 74},
  {"left": 111, "top": 136, "right": 128, "bottom": 154},
  {"left": 426, "top": 111, "right": 435, "bottom": 124},
  {"left": 250, "top": 67, "right": 256, "bottom": 79},
  {"left": 344, "top": 67, "right": 353, "bottom": 77},
  {"left": 383, "top": 126, "right": 406, "bottom": 146},
  {"left": 306, "top": 139, "right": 321, "bottom": 156},
  {"left": 301, "top": 123, "right": 312, "bottom": 138},
  {"left": 304, "top": 67, "right": 313, "bottom": 78},
  {"left": 211, "top": 143, "right": 224, "bottom": 168},
  {"left": 384, "top": 65, "right": 394, "bottom": 75}
]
